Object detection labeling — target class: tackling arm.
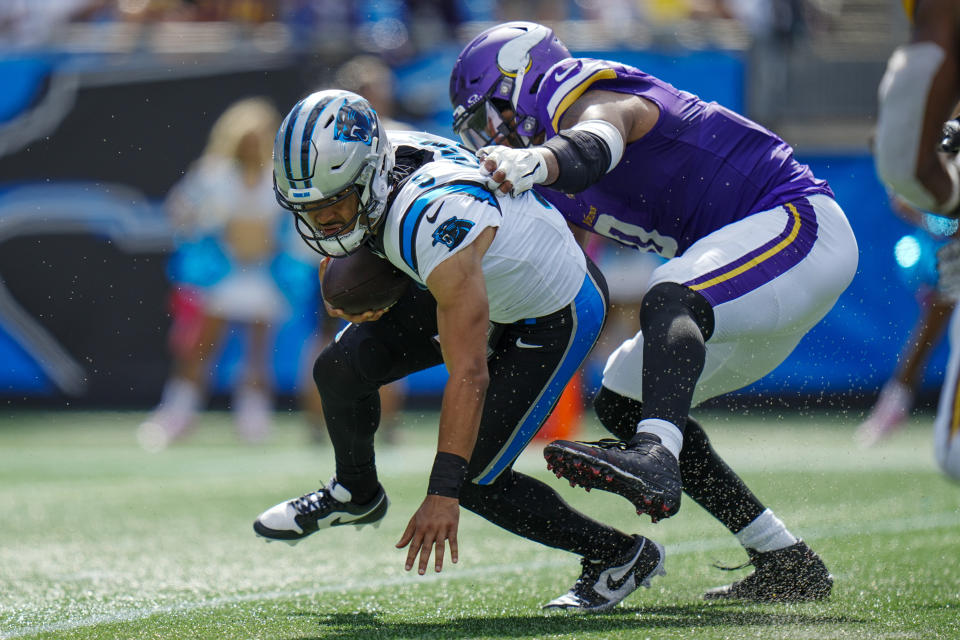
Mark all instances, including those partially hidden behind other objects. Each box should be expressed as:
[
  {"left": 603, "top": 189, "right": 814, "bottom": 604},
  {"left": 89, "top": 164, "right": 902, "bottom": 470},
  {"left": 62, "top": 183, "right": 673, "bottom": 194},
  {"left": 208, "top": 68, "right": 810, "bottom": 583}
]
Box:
[
  {"left": 875, "top": 0, "right": 960, "bottom": 216},
  {"left": 480, "top": 89, "right": 653, "bottom": 196}
]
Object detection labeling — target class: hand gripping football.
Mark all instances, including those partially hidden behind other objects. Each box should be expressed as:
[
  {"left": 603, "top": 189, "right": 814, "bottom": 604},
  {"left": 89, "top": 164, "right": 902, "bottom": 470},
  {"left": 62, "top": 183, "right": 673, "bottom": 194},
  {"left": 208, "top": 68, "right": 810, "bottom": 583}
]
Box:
[{"left": 321, "top": 245, "right": 410, "bottom": 314}]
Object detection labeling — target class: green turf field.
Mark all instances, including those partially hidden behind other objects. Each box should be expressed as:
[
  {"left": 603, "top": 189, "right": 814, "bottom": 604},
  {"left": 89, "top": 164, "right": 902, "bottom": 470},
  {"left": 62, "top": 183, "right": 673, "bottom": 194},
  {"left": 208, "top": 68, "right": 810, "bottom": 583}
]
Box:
[{"left": 1, "top": 408, "right": 958, "bottom": 639}]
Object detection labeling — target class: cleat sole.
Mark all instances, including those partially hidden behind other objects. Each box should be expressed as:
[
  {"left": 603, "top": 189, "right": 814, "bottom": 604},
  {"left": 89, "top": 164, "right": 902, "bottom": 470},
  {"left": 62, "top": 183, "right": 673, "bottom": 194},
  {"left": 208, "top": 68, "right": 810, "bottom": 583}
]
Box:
[{"left": 543, "top": 445, "right": 680, "bottom": 521}]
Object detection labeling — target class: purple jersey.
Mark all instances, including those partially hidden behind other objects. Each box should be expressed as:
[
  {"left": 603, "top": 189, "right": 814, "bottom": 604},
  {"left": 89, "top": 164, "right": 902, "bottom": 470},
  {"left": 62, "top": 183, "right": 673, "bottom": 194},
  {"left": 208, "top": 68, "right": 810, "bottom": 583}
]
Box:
[{"left": 533, "top": 58, "right": 833, "bottom": 257}]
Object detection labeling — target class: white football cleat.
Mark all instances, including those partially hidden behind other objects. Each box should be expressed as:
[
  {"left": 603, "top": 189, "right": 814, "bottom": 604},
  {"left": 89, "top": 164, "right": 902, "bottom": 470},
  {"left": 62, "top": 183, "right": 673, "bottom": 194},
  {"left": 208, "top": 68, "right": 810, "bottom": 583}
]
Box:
[
  {"left": 543, "top": 536, "right": 665, "bottom": 612},
  {"left": 253, "top": 478, "right": 388, "bottom": 545}
]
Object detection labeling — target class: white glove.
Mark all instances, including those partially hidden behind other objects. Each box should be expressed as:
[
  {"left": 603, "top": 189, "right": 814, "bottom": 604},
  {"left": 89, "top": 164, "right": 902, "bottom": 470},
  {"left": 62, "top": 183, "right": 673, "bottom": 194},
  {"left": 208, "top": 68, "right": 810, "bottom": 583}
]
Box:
[
  {"left": 476, "top": 145, "right": 548, "bottom": 197},
  {"left": 937, "top": 239, "right": 960, "bottom": 300}
]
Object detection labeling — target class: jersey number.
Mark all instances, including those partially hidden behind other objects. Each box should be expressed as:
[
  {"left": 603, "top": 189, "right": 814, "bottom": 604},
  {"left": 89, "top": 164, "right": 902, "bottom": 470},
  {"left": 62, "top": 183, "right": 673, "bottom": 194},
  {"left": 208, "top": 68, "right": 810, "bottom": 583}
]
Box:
[
  {"left": 594, "top": 213, "right": 679, "bottom": 258},
  {"left": 421, "top": 140, "right": 479, "bottom": 168}
]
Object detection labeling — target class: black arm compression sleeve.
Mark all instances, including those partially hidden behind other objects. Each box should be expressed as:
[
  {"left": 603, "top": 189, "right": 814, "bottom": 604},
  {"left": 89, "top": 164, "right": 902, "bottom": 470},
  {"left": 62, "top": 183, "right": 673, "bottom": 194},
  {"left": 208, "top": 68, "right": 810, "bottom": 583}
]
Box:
[{"left": 541, "top": 129, "right": 612, "bottom": 194}]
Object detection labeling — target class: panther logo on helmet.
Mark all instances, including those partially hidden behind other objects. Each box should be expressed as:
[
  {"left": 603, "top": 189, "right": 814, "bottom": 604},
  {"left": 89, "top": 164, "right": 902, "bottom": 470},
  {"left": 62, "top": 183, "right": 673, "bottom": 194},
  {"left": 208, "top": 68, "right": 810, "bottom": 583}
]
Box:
[{"left": 334, "top": 100, "right": 376, "bottom": 145}]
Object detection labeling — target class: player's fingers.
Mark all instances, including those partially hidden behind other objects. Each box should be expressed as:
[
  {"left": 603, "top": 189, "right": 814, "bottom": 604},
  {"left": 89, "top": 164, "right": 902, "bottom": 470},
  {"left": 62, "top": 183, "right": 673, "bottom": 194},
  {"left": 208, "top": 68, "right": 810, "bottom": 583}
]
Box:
[
  {"left": 337, "top": 308, "right": 384, "bottom": 324},
  {"left": 484, "top": 176, "right": 506, "bottom": 195},
  {"left": 500, "top": 180, "right": 513, "bottom": 194},
  {"left": 433, "top": 537, "right": 445, "bottom": 573},
  {"left": 417, "top": 534, "right": 435, "bottom": 575},
  {"left": 396, "top": 519, "right": 416, "bottom": 549},
  {"left": 405, "top": 532, "right": 424, "bottom": 571},
  {"left": 449, "top": 530, "right": 459, "bottom": 564}
]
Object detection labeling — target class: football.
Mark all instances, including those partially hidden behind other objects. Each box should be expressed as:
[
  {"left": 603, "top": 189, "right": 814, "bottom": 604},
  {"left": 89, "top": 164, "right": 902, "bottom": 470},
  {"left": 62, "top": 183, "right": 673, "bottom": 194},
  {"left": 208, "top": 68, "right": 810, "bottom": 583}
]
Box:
[{"left": 321, "top": 245, "right": 410, "bottom": 314}]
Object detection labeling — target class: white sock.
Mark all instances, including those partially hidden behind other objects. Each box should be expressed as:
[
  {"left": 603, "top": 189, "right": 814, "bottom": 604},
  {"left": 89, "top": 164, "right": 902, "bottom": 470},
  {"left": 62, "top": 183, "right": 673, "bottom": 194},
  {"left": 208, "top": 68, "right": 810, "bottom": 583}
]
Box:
[
  {"left": 329, "top": 478, "right": 352, "bottom": 503},
  {"left": 636, "top": 419, "right": 682, "bottom": 459},
  {"left": 736, "top": 509, "right": 798, "bottom": 552}
]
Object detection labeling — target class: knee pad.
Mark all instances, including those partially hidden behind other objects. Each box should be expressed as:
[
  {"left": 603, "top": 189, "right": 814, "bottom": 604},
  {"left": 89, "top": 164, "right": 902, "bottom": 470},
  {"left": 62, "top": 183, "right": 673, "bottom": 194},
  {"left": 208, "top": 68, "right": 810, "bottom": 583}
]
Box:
[
  {"left": 313, "top": 336, "right": 394, "bottom": 396},
  {"left": 313, "top": 342, "right": 350, "bottom": 397},
  {"left": 640, "top": 282, "right": 715, "bottom": 341}
]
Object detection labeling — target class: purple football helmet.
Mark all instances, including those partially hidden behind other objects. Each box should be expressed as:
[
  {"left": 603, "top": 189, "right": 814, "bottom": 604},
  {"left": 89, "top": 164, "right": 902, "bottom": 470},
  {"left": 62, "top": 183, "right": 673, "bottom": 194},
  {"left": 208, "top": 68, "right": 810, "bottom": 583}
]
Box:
[{"left": 449, "top": 21, "right": 571, "bottom": 151}]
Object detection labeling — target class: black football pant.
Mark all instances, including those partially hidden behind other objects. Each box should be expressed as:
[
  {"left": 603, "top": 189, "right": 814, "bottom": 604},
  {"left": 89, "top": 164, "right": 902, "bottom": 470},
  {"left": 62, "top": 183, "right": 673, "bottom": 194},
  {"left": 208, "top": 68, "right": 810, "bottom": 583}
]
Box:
[{"left": 314, "top": 261, "right": 636, "bottom": 560}]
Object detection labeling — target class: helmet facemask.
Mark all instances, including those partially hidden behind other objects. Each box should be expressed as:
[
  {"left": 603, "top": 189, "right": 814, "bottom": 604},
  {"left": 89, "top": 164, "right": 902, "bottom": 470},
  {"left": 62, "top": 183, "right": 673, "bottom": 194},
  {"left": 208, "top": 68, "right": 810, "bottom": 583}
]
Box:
[
  {"left": 452, "top": 92, "right": 539, "bottom": 152},
  {"left": 281, "top": 158, "right": 385, "bottom": 257}
]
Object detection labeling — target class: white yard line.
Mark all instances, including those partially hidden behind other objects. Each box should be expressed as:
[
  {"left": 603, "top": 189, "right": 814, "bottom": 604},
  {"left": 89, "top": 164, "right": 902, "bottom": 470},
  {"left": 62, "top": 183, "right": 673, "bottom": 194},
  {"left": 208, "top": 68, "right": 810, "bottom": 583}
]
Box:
[{"left": 2, "top": 510, "right": 957, "bottom": 639}]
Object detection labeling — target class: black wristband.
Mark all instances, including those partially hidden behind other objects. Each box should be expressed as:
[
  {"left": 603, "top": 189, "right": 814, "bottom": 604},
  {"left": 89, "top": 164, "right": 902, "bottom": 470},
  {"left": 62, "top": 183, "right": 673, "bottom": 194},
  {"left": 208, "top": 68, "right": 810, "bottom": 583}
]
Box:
[
  {"left": 541, "top": 129, "right": 612, "bottom": 194},
  {"left": 427, "top": 452, "right": 469, "bottom": 499}
]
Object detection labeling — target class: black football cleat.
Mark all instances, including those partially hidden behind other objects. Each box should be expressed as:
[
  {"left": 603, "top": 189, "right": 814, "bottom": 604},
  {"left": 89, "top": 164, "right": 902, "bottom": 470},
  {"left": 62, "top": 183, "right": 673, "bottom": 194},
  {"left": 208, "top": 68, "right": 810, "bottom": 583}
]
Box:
[
  {"left": 703, "top": 540, "right": 833, "bottom": 602},
  {"left": 543, "top": 535, "right": 666, "bottom": 612},
  {"left": 253, "top": 478, "right": 388, "bottom": 545},
  {"left": 544, "top": 434, "right": 682, "bottom": 522}
]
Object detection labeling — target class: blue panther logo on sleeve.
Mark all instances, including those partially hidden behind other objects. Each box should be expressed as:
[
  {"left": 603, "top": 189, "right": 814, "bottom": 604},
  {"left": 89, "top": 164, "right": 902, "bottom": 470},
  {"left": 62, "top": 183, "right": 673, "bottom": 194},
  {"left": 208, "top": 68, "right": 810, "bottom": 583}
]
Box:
[
  {"left": 432, "top": 217, "right": 475, "bottom": 250},
  {"left": 334, "top": 99, "right": 377, "bottom": 145}
]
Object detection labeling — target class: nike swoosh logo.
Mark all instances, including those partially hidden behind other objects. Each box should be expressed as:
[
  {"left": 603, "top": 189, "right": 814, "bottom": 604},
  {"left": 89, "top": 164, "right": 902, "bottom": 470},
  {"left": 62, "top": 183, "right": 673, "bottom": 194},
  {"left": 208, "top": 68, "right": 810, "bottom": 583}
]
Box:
[
  {"left": 515, "top": 337, "right": 542, "bottom": 349},
  {"left": 553, "top": 66, "right": 575, "bottom": 82},
  {"left": 605, "top": 542, "right": 645, "bottom": 591},
  {"left": 330, "top": 513, "right": 368, "bottom": 527},
  {"left": 426, "top": 202, "right": 444, "bottom": 223}
]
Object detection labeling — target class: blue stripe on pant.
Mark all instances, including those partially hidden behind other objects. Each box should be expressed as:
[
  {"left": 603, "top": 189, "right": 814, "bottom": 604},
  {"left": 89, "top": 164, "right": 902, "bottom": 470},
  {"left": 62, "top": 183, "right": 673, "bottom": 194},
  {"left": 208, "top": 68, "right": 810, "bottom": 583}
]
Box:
[{"left": 474, "top": 268, "right": 608, "bottom": 485}]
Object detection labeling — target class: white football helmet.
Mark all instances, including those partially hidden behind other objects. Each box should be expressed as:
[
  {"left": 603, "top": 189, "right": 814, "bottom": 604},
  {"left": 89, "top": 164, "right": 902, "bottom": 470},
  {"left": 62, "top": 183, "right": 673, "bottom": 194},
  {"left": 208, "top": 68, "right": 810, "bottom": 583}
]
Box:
[{"left": 273, "top": 89, "right": 394, "bottom": 257}]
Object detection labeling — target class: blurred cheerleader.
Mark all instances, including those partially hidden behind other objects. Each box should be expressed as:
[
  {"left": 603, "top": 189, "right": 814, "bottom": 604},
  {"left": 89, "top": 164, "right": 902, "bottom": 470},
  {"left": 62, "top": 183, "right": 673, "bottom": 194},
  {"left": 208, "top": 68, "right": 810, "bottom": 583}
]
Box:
[{"left": 139, "top": 97, "right": 307, "bottom": 450}]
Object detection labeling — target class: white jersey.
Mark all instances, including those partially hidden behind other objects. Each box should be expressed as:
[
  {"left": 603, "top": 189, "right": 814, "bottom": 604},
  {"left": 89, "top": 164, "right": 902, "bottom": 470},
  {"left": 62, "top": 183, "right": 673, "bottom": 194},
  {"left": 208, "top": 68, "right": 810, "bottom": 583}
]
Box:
[{"left": 381, "top": 132, "right": 586, "bottom": 324}]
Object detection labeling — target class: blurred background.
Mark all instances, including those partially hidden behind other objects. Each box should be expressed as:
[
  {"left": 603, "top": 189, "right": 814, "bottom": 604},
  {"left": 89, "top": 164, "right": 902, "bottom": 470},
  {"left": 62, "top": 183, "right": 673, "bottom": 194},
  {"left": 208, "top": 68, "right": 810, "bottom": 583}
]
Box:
[{"left": 0, "top": 0, "right": 930, "bottom": 421}]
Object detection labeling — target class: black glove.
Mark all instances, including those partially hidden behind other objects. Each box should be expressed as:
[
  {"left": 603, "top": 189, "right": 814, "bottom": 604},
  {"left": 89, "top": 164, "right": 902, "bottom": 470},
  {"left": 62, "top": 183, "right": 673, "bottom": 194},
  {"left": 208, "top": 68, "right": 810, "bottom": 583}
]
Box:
[{"left": 940, "top": 119, "right": 960, "bottom": 153}]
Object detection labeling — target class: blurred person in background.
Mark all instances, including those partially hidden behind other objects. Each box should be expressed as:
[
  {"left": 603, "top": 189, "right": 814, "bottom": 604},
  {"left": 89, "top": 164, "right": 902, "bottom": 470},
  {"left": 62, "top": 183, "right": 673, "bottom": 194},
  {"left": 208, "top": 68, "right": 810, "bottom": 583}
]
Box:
[
  {"left": 874, "top": 0, "right": 960, "bottom": 479},
  {"left": 335, "top": 55, "right": 409, "bottom": 130},
  {"left": 495, "top": 0, "right": 569, "bottom": 22},
  {"left": 138, "top": 97, "right": 292, "bottom": 451},
  {"left": 300, "top": 54, "right": 413, "bottom": 445},
  {"left": 449, "top": 21, "right": 858, "bottom": 601},
  {"left": 185, "top": 0, "right": 280, "bottom": 22},
  {"left": 856, "top": 198, "right": 956, "bottom": 447},
  {"left": 0, "top": 0, "right": 111, "bottom": 47}
]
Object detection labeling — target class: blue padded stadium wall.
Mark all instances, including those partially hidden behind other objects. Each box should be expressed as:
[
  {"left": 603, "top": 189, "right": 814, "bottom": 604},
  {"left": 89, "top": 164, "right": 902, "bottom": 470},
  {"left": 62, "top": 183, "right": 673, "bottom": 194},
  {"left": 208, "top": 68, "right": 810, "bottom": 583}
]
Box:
[{"left": 0, "top": 48, "right": 945, "bottom": 407}]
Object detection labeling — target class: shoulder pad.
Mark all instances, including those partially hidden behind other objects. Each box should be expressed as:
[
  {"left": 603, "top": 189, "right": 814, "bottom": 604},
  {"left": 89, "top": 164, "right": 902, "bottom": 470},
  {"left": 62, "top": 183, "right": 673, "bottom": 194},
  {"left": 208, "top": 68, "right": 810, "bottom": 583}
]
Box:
[{"left": 538, "top": 58, "right": 620, "bottom": 135}]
